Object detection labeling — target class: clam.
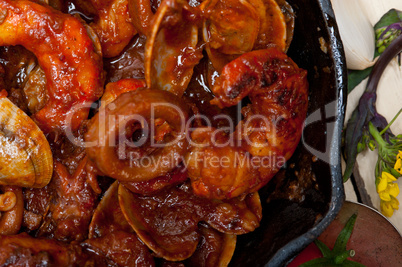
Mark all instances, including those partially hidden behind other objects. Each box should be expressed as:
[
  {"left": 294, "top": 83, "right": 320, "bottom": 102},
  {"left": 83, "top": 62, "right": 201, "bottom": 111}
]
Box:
[
  {"left": 186, "top": 224, "right": 237, "bottom": 267},
  {"left": 253, "top": 0, "right": 287, "bottom": 51},
  {"left": 88, "top": 181, "right": 133, "bottom": 239},
  {"left": 144, "top": 0, "right": 203, "bottom": 97},
  {"left": 0, "top": 97, "right": 53, "bottom": 188},
  {"left": 162, "top": 224, "right": 237, "bottom": 266},
  {"left": 118, "top": 183, "right": 200, "bottom": 261},
  {"left": 201, "top": 0, "right": 289, "bottom": 72},
  {"left": 118, "top": 181, "right": 262, "bottom": 261},
  {"left": 206, "top": 192, "right": 262, "bottom": 235},
  {"left": 201, "top": 0, "right": 261, "bottom": 72},
  {"left": 218, "top": 233, "right": 237, "bottom": 267},
  {"left": 276, "top": 0, "right": 295, "bottom": 52}
]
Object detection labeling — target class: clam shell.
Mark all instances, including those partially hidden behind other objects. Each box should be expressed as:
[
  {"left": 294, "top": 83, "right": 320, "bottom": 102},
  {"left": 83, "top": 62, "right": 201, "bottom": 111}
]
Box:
[
  {"left": 0, "top": 97, "right": 52, "bottom": 188},
  {"left": 118, "top": 181, "right": 262, "bottom": 261},
  {"left": 206, "top": 192, "right": 262, "bottom": 235},
  {"left": 144, "top": 0, "right": 202, "bottom": 97},
  {"left": 276, "top": 0, "right": 295, "bottom": 52},
  {"left": 219, "top": 233, "right": 237, "bottom": 267},
  {"left": 253, "top": 0, "right": 287, "bottom": 51},
  {"left": 201, "top": 0, "right": 288, "bottom": 71},
  {"left": 162, "top": 224, "right": 237, "bottom": 266},
  {"left": 118, "top": 183, "right": 199, "bottom": 261},
  {"left": 201, "top": 0, "right": 260, "bottom": 55},
  {"left": 187, "top": 224, "right": 237, "bottom": 267},
  {"left": 88, "top": 181, "right": 133, "bottom": 239}
]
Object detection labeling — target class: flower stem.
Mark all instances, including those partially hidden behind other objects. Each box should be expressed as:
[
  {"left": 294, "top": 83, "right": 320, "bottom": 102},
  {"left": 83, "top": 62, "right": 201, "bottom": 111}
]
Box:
[
  {"left": 369, "top": 122, "right": 387, "bottom": 148},
  {"left": 380, "top": 108, "right": 402, "bottom": 135}
]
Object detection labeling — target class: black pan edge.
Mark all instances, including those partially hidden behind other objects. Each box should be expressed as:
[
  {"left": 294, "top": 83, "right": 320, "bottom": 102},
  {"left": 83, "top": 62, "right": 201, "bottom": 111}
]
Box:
[{"left": 267, "top": 0, "right": 347, "bottom": 266}]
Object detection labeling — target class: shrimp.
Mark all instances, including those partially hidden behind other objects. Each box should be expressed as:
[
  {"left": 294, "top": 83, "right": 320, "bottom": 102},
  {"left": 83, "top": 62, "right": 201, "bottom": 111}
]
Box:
[
  {"left": 128, "top": 0, "right": 155, "bottom": 36},
  {"left": 99, "top": 78, "right": 146, "bottom": 108},
  {"left": 185, "top": 48, "right": 308, "bottom": 199},
  {"left": 0, "top": 0, "right": 103, "bottom": 133},
  {"left": 88, "top": 0, "right": 138, "bottom": 57}
]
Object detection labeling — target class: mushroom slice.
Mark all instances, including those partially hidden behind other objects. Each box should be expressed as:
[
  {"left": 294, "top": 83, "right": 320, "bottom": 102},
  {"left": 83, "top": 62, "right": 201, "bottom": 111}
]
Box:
[
  {"left": 88, "top": 181, "right": 133, "bottom": 239},
  {"left": 0, "top": 97, "right": 52, "bottom": 188},
  {"left": 118, "top": 183, "right": 200, "bottom": 261},
  {"left": 144, "top": 0, "right": 203, "bottom": 97}
]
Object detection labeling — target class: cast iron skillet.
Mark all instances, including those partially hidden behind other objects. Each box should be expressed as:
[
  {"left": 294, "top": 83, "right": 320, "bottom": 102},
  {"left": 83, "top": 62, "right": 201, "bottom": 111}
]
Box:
[{"left": 229, "top": 0, "right": 347, "bottom": 266}]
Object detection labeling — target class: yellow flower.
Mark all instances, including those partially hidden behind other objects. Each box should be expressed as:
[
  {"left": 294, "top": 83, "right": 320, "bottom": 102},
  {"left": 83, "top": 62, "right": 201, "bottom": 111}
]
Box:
[
  {"left": 377, "top": 172, "right": 400, "bottom": 217},
  {"left": 377, "top": 172, "right": 399, "bottom": 201},
  {"left": 377, "top": 172, "right": 396, "bottom": 191},
  {"left": 394, "top": 151, "right": 402, "bottom": 175},
  {"left": 380, "top": 197, "right": 399, "bottom": 217},
  {"left": 379, "top": 183, "right": 399, "bottom": 201},
  {"left": 397, "top": 151, "right": 402, "bottom": 160}
]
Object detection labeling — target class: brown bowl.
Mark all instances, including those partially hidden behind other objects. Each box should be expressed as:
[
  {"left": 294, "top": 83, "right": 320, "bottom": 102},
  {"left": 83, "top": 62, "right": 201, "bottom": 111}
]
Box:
[{"left": 318, "top": 201, "right": 402, "bottom": 267}]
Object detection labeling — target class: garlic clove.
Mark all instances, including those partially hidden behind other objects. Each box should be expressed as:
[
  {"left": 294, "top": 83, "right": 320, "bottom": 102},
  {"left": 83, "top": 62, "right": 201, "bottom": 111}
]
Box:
[
  {"left": 376, "top": 59, "right": 402, "bottom": 134},
  {"left": 361, "top": 0, "right": 402, "bottom": 28},
  {"left": 343, "top": 78, "right": 368, "bottom": 125},
  {"left": 331, "top": 0, "right": 376, "bottom": 70}
]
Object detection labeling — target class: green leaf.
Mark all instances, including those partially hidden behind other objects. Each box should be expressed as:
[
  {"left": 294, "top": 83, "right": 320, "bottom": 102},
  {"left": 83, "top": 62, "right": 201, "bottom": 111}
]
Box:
[
  {"left": 333, "top": 214, "right": 358, "bottom": 254},
  {"left": 343, "top": 109, "right": 367, "bottom": 182},
  {"left": 347, "top": 67, "right": 372, "bottom": 93},
  {"left": 374, "top": 9, "right": 402, "bottom": 31},
  {"left": 374, "top": 48, "right": 380, "bottom": 59},
  {"left": 390, "top": 168, "right": 401, "bottom": 178},
  {"left": 314, "top": 239, "right": 332, "bottom": 258},
  {"left": 300, "top": 214, "right": 366, "bottom": 267}
]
